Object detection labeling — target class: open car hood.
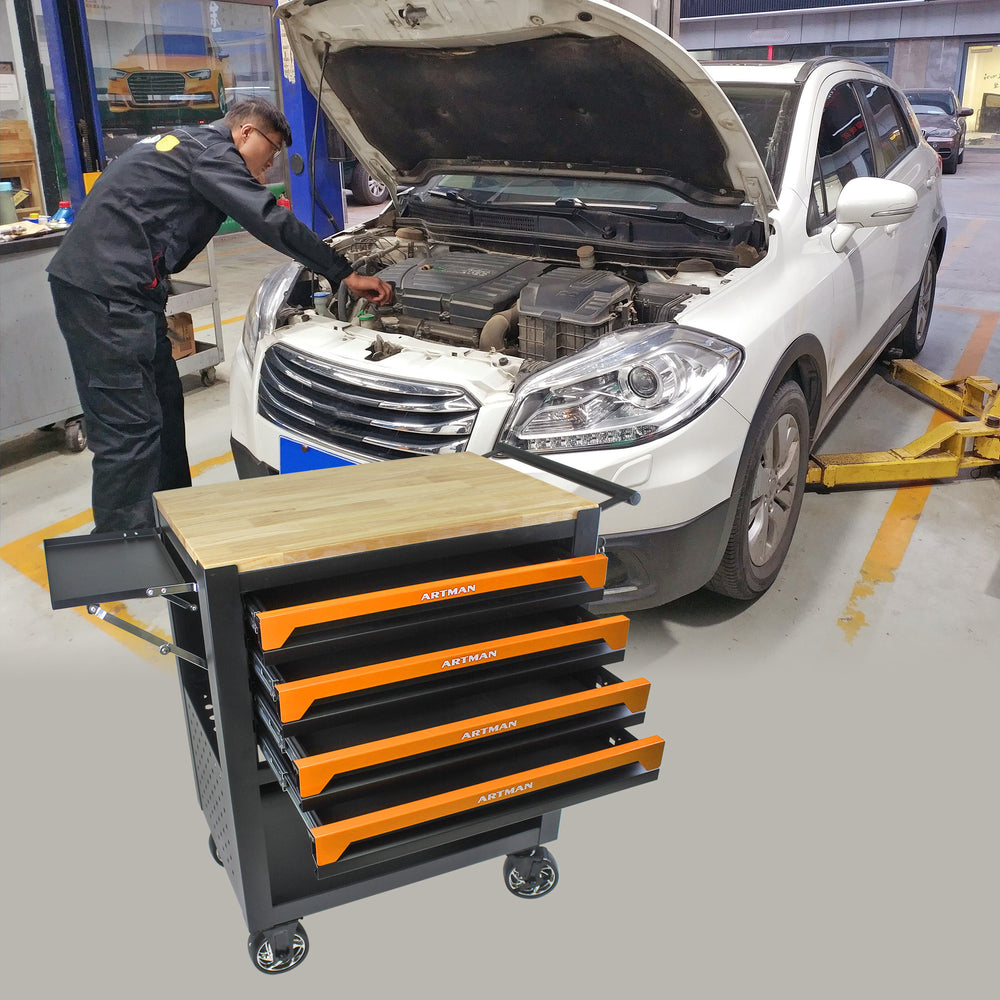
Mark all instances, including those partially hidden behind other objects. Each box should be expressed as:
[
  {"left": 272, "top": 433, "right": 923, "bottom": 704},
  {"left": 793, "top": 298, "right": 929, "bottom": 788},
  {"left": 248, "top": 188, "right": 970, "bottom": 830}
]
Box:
[{"left": 277, "top": 0, "right": 777, "bottom": 217}]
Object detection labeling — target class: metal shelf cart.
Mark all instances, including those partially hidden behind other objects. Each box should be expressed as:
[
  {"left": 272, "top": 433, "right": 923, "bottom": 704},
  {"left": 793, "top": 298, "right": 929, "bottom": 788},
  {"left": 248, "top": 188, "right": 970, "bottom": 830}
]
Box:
[
  {"left": 168, "top": 238, "right": 224, "bottom": 386},
  {"left": 44, "top": 453, "right": 663, "bottom": 974}
]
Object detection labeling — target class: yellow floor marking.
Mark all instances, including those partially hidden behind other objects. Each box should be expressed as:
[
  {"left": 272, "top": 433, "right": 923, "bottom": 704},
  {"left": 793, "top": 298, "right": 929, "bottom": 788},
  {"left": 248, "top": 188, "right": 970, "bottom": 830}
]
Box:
[
  {"left": 0, "top": 450, "right": 234, "bottom": 673},
  {"left": 837, "top": 309, "right": 999, "bottom": 641},
  {"left": 940, "top": 218, "right": 985, "bottom": 270},
  {"left": 194, "top": 314, "right": 244, "bottom": 334}
]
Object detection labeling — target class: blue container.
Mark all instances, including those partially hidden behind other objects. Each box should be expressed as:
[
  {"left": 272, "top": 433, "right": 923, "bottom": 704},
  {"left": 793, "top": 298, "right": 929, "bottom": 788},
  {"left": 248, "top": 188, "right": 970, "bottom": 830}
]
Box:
[{"left": 52, "top": 200, "right": 74, "bottom": 224}]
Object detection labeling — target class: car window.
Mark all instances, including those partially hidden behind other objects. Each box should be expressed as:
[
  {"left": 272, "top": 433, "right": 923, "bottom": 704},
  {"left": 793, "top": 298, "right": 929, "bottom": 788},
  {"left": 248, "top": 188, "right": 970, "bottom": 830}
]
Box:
[
  {"left": 809, "top": 82, "right": 876, "bottom": 231},
  {"left": 860, "top": 84, "right": 917, "bottom": 174},
  {"left": 906, "top": 92, "right": 955, "bottom": 116},
  {"left": 718, "top": 84, "right": 799, "bottom": 190},
  {"left": 135, "top": 33, "right": 212, "bottom": 57}
]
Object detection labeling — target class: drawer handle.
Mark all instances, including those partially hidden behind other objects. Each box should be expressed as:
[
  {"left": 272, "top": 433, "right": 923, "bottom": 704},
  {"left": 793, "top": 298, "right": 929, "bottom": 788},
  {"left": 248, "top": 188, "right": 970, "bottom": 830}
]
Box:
[
  {"left": 310, "top": 735, "right": 665, "bottom": 866},
  {"left": 254, "top": 554, "right": 608, "bottom": 650},
  {"left": 294, "top": 677, "right": 651, "bottom": 797},
  {"left": 275, "top": 615, "right": 630, "bottom": 723}
]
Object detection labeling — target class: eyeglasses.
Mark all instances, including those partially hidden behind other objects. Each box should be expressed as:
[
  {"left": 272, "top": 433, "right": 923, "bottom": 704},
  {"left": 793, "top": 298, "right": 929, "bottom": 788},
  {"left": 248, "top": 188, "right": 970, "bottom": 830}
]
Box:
[{"left": 248, "top": 125, "right": 283, "bottom": 165}]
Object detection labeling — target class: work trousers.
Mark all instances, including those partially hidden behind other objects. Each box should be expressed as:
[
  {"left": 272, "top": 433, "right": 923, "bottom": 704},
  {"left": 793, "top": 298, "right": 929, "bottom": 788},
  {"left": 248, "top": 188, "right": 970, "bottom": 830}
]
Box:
[{"left": 49, "top": 276, "right": 192, "bottom": 533}]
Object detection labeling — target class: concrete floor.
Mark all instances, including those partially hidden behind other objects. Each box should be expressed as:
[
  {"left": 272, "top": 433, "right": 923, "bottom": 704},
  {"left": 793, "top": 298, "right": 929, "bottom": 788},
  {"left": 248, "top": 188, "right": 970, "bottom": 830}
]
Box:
[{"left": 2, "top": 160, "right": 998, "bottom": 998}]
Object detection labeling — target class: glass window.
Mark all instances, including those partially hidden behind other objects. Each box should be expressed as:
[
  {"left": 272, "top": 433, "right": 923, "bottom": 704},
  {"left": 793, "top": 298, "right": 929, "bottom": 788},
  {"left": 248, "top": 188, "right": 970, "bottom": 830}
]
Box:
[
  {"left": 962, "top": 42, "right": 1000, "bottom": 146},
  {"left": 860, "top": 83, "right": 916, "bottom": 174},
  {"left": 810, "top": 82, "right": 875, "bottom": 229},
  {"left": 719, "top": 83, "right": 799, "bottom": 189},
  {"left": 84, "top": 1, "right": 280, "bottom": 170}
]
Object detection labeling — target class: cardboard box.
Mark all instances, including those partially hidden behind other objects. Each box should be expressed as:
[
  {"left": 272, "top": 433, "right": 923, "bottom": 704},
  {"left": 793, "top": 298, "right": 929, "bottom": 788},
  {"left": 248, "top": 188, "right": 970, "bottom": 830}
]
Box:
[{"left": 166, "top": 312, "right": 195, "bottom": 360}]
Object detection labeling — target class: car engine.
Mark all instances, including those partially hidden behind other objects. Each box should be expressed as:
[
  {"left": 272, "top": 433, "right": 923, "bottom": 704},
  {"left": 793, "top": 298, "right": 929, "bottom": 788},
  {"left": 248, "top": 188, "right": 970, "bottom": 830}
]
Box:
[{"left": 325, "top": 226, "right": 718, "bottom": 366}]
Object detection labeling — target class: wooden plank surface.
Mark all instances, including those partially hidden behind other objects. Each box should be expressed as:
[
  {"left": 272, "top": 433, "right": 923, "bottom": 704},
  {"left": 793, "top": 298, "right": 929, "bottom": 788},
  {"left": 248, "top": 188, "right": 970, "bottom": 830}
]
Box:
[{"left": 153, "top": 453, "right": 596, "bottom": 572}]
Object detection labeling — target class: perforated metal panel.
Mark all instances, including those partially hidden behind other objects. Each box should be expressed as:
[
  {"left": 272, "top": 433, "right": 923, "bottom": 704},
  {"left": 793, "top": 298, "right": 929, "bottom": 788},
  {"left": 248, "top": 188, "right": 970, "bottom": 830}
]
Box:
[{"left": 185, "top": 689, "right": 236, "bottom": 875}]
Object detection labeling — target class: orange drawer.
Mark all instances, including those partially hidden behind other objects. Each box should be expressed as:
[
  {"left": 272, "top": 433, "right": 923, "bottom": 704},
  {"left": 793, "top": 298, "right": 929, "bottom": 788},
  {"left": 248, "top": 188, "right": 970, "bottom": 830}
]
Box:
[
  {"left": 293, "top": 677, "right": 650, "bottom": 797},
  {"left": 272, "top": 614, "right": 629, "bottom": 723},
  {"left": 310, "top": 735, "right": 665, "bottom": 866},
  {"left": 253, "top": 553, "right": 607, "bottom": 651}
]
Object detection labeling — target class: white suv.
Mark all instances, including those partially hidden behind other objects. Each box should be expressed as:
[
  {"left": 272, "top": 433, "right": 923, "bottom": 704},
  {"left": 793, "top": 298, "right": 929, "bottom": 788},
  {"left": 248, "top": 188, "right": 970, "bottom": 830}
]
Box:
[{"left": 230, "top": 0, "right": 945, "bottom": 611}]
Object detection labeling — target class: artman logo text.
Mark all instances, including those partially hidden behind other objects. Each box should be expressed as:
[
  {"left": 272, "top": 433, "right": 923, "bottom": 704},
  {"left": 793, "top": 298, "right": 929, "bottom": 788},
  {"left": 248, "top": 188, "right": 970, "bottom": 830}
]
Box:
[
  {"left": 421, "top": 584, "right": 476, "bottom": 602},
  {"left": 477, "top": 782, "right": 533, "bottom": 804},
  {"left": 441, "top": 649, "right": 498, "bottom": 668}
]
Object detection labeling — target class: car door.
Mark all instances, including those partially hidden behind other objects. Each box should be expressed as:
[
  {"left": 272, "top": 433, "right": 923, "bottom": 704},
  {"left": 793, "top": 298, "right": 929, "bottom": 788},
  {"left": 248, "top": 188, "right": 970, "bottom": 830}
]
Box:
[
  {"left": 854, "top": 80, "right": 934, "bottom": 320},
  {"left": 808, "top": 79, "right": 896, "bottom": 406}
]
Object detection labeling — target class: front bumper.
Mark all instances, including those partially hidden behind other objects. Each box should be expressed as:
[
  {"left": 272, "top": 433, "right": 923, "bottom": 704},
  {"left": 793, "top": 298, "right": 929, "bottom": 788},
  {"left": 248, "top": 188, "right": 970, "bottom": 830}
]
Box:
[
  {"left": 926, "top": 139, "right": 956, "bottom": 161},
  {"left": 595, "top": 495, "right": 736, "bottom": 612},
  {"left": 232, "top": 436, "right": 276, "bottom": 479},
  {"left": 231, "top": 434, "right": 737, "bottom": 612}
]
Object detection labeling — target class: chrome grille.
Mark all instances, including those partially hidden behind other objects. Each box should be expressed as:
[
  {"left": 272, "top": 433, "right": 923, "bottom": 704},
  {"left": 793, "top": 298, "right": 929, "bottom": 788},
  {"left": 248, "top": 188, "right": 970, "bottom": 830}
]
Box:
[
  {"left": 258, "top": 343, "right": 479, "bottom": 461},
  {"left": 127, "top": 72, "right": 187, "bottom": 101}
]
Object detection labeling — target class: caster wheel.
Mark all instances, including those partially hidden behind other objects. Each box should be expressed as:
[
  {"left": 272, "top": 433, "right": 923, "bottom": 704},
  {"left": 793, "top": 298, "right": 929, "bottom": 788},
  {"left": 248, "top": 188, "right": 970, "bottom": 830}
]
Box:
[
  {"left": 503, "top": 847, "right": 559, "bottom": 898},
  {"left": 64, "top": 420, "right": 87, "bottom": 452},
  {"left": 200, "top": 366, "right": 217, "bottom": 387},
  {"left": 248, "top": 922, "right": 308, "bottom": 974},
  {"left": 208, "top": 834, "right": 224, "bottom": 866}
]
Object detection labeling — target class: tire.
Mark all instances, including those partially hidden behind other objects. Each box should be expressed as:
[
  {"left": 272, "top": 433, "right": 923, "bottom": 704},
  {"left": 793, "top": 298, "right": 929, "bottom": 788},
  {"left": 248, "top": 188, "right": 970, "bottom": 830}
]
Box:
[
  {"left": 64, "top": 420, "right": 87, "bottom": 452},
  {"left": 248, "top": 923, "right": 308, "bottom": 974},
  {"left": 957, "top": 140, "right": 965, "bottom": 165},
  {"left": 708, "top": 381, "right": 810, "bottom": 601},
  {"left": 350, "top": 164, "right": 389, "bottom": 205},
  {"left": 943, "top": 154, "right": 957, "bottom": 175},
  {"left": 896, "top": 249, "right": 938, "bottom": 359},
  {"left": 217, "top": 79, "right": 228, "bottom": 114},
  {"left": 503, "top": 848, "right": 559, "bottom": 898},
  {"left": 208, "top": 834, "right": 224, "bottom": 867}
]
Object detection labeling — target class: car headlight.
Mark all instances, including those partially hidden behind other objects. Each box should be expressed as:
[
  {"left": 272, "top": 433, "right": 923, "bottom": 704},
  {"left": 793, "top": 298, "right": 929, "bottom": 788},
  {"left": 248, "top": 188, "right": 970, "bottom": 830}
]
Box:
[
  {"left": 186, "top": 69, "right": 213, "bottom": 80},
  {"left": 108, "top": 69, "right": 127, "bottom": 79},
  {"left": 501, "top": 324, "right": 742, "bottom": 453},
  {"left": 923, "top": 127, "right": 955, "bottom": 139},
  {"left": 241, "top": 262, "right": 303, "bottom": 362}
]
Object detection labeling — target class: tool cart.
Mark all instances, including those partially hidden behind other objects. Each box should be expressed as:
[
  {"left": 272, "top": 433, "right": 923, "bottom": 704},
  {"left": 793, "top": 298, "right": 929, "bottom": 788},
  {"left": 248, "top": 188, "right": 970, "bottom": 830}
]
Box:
[{"left": 43, "top": 453, "right": 663, "bottom": 974}]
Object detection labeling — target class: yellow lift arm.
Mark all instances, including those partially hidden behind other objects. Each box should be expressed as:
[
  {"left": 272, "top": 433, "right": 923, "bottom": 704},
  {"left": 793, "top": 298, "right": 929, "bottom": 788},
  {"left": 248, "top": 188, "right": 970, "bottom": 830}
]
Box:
[{"left": 807, "top": 360, "right": 1000, "bottom": 489}]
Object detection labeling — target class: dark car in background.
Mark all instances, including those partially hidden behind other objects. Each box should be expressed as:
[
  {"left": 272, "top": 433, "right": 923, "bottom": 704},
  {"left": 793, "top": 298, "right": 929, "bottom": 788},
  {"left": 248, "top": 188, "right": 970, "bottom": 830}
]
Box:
[{"left": 904, "top": 89, "right": 973, "bottom": 174}]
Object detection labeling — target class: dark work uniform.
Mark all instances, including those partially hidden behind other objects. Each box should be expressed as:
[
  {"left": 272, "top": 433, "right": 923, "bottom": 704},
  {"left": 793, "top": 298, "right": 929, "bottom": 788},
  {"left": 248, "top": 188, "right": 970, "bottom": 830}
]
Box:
[{"left": 48, "top": 122, "right": 353, "bottom": 532}]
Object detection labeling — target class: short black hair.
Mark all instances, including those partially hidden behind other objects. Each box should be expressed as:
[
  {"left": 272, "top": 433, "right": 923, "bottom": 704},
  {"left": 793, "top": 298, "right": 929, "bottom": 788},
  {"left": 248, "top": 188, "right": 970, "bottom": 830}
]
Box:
[{"left": 224, "top": 99, "right": 293, "bottom": 148}]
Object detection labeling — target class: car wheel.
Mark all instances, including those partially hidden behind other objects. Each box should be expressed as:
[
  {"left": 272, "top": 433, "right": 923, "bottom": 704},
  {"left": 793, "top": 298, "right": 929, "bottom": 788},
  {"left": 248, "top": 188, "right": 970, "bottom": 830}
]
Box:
[
  {"left": 957, "top": 141, "right": 964, "bottom": 165},
  {"left": 350, "top": 164, "right": 389, "bottom": 205},
  {"left": 217, "top": 79, "right": 228, "bottom": 113},
  {"left": 707, "top": 381, "right": 810, "bottom": 601},
  {"left": 896, "top": 249, "right": 938, "bottom": 358}
]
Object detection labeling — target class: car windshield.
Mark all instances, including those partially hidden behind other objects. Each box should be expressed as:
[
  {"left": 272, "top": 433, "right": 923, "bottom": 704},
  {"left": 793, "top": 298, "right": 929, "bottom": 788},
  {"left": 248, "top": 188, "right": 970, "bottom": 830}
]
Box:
[
  {"left": 907, "top": 93, "right": 956, "bottom": 116},
  {"left": 407, "top": 175, "right": 694, "bottom": 209},
  {"left": 718, "top": 83, "right": 799, "bottom": 190},
  {"left": 132, "top": 34, "right": 211, "bottom": 57}
]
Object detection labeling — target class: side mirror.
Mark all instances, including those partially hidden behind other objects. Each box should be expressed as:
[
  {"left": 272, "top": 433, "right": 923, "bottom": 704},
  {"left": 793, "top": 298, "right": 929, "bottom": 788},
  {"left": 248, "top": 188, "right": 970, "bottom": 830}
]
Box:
[
  {"left": 831, "top": 177, "right": 918, "bottom": 253},
  {"left": 959, "top": 107, "right": 974, "bottom": 117}
]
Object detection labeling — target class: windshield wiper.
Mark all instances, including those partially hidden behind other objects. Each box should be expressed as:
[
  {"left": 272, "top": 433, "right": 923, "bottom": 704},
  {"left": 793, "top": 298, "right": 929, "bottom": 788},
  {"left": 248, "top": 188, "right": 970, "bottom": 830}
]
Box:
[
  {"left": 493, "top": 197, "right": 733, "bottom": 240},
  {"left": 573, "top": 201, "right": 733, "bottom": 239},
  {"left": 422, "top": 189, "right": 488, "bottom": 208}
]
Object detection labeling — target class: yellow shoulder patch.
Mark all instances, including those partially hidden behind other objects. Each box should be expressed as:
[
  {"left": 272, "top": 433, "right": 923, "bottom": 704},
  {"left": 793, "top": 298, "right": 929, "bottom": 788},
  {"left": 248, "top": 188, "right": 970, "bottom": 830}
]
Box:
[{"left": 155, "top": 135, "right": 181, "bottom": 152}]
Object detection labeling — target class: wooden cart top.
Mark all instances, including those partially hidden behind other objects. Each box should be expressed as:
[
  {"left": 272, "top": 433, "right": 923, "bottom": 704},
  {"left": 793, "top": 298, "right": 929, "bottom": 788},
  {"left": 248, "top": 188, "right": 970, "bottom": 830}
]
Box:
[{"left": 153, "top": 453, "right": 597, "bottom": 572}]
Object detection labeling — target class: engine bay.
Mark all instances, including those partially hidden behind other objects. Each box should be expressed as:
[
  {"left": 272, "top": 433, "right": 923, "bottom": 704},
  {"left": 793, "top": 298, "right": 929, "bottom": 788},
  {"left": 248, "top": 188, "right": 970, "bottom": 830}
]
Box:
[{"left": 292, "top": 220, "right": 754, "bottom": 368}]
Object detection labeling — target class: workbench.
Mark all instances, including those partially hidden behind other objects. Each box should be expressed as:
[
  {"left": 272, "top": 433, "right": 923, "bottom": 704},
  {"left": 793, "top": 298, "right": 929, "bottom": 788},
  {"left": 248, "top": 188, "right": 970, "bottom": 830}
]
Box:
[
  {"left": 44, "top": 453, "right": 663, "bottom": 974},
  {"left": 0, "top": 230, "right": 85, "bottom": 447}
]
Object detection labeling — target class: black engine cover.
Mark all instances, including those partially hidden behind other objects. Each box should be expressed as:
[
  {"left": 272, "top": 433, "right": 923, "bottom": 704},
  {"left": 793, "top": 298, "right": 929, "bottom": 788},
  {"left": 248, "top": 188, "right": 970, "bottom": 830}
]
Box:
[{"left": 377, "top": 252, "right": 550, "bottom": 329}]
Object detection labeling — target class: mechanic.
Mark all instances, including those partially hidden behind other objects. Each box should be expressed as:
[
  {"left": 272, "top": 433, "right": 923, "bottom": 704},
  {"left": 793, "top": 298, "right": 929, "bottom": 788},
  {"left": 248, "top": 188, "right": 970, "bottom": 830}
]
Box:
[{"left": 47, "top": 98, "right": 392, "bottom": 533}]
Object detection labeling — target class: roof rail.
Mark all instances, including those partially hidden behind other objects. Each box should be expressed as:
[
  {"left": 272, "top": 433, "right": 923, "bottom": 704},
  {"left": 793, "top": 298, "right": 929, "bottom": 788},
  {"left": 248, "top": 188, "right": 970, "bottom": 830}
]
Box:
[{"left": 794, "top": 56, "right": 845, "bottom": 84}]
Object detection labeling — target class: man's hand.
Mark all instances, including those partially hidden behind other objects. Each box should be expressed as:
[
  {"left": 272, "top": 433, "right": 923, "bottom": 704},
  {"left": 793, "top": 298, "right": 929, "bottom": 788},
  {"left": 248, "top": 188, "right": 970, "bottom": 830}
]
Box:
[{"left": 342, "top": 272, "right": 393, "bottom": 305}]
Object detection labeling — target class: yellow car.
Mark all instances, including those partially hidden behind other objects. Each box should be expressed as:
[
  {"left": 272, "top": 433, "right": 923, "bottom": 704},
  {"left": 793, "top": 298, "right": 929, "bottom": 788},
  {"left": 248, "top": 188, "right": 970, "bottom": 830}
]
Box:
[{"left": 106, "top": 33, "right": 235, "bottom": 114}]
